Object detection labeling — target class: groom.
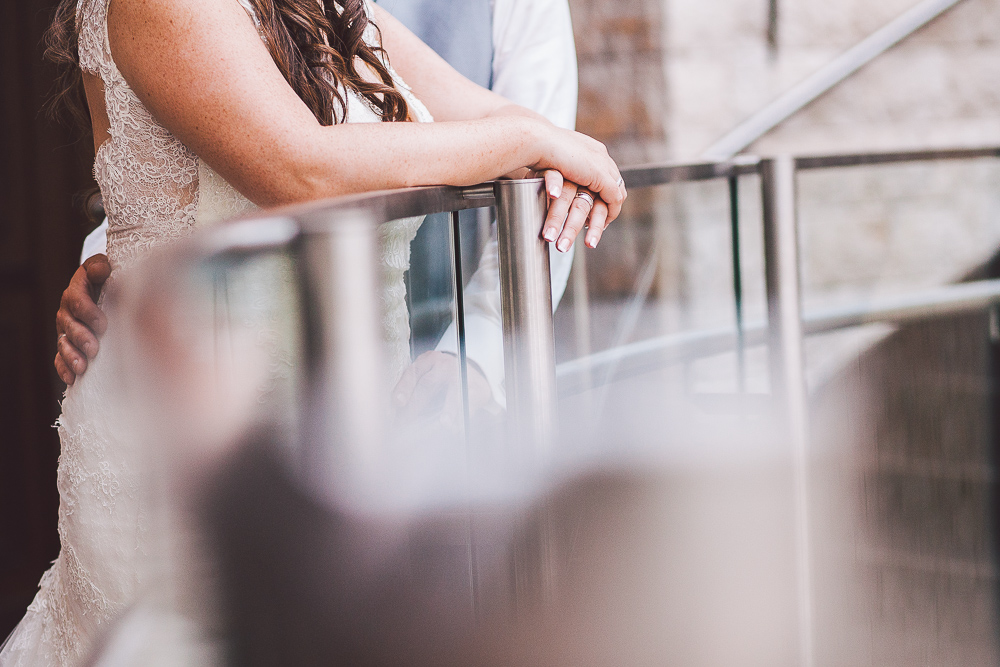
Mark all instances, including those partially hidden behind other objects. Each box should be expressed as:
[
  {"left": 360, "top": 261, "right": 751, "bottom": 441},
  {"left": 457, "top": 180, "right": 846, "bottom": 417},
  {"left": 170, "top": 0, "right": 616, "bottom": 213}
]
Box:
[{"left": 55, "top": 0, "right": 579, "bottom": 412}]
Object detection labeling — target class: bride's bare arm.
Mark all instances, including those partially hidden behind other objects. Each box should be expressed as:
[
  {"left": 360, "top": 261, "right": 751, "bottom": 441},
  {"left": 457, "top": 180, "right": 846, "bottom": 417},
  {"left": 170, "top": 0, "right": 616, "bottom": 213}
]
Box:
[{"left": 107, "top": 0, "right": 624, "bottom": 223}]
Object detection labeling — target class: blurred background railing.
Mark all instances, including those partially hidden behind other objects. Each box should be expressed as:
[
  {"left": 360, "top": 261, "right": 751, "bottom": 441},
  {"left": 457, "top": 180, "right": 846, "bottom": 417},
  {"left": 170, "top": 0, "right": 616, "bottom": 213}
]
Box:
[
  {"left": 122, "top": 144, "right": 999, "bottom": 665},
  {"left": 552, "top": 145, "right": 1000, "bottom": 665}
]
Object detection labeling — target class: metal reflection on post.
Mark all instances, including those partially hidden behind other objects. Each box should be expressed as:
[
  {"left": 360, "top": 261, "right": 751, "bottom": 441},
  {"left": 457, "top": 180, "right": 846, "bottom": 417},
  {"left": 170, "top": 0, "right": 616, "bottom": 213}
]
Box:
[
  {"left": 494, "top": 178, "right": 558, "bottom": 460},
  {"left": 760, "top": 155, "right": 814, "bottom": 667},
  {"left": 494, "top": 178, "right": 558, "bottom": 607},
  {"left": 296, "top": 211, "right": 386, "bottom": 504}
]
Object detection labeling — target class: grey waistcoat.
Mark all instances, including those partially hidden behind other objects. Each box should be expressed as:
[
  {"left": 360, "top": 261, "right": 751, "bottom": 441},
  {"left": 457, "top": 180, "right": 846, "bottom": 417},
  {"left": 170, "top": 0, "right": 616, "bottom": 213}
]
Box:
[{"left": 375, "top": 0, "right": 494, "bottom": 89}]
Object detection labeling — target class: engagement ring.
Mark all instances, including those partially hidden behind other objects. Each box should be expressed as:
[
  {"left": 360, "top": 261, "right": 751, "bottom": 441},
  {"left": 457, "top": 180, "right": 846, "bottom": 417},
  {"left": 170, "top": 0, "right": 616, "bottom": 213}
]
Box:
[{"left": 575, "top": 190, "right": 595, "bottom": 207}]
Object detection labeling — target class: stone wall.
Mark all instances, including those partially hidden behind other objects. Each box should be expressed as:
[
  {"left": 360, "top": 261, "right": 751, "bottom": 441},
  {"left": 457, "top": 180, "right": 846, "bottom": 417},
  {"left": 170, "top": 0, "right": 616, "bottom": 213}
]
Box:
[
  {"left": 753, "top": 0, "right": 1000, "bottom": 156},
  {"left": 569, "top": 0, "right": 670, "bottom": 165},
  {"left": 569, "top": 0, "right": 1000, "bottom": 161}
]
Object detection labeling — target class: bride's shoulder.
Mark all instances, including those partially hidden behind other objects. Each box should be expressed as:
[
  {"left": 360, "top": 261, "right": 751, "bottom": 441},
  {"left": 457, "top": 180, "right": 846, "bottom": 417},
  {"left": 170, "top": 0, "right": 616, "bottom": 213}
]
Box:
[
  {"left": 106, "top": 0, "right": 255, "bottom": 21},
  {"left": 106, "top": 0, "right": 262, "bottom": 42}
]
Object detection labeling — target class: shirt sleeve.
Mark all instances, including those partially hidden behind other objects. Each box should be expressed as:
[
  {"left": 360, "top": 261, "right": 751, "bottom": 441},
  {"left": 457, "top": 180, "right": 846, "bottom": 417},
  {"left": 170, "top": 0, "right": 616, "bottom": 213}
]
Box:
[
  {"left": 436, "top": 231, "right": 575, "bottom": 406},
  {"left": 490, "top": 0, "right": 579, "bottom": 130},
  {"left": 81, "top": 219, "right": 110, "bottom": 264}
]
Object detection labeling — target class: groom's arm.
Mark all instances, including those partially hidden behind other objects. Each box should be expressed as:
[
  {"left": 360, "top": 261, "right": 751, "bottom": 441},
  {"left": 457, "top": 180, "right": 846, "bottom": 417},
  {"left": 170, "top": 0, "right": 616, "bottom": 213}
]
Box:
[{"left": 55, "top": 225, "right": 110, "bottom": 385}]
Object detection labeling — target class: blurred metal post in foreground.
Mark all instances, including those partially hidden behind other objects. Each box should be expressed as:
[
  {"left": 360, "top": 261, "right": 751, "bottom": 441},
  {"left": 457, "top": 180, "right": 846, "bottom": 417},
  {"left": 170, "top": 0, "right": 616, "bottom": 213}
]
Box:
[
  {"left": 494, "top": 178, "right": 558, "bottom": 459},
  {"left": 761, "top": 156, "right": 814, "bottom": 667},
  {"left": 296, "top": 211, "right": 386, "bottom": 503}
]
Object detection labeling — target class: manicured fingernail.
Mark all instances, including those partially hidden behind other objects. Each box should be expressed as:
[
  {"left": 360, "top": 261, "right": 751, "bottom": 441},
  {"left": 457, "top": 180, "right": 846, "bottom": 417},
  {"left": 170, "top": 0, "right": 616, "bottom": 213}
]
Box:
[
  {"left": 586, "top": 235, "right": 598, "bottom": 248},
  {"left": 543, "top": 227, "right": 558, "bottom": 242},
  {"left": 548, "top": 184, "right": 562, "bottom": 199},
  {"left": 557, "top": 238, "right": 571, "bottom": 253},
  {"left": 73, "top": 360, "right": 82, "bottom": 372}
]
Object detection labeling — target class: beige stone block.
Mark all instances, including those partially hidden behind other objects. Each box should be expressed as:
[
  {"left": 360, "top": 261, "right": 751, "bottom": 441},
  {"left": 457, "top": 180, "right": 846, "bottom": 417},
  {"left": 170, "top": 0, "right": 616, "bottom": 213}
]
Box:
[
  {"left": 781, "top": 0, "right": 916, "bottom": 49},
  {"left": 909, "top": 0, "right": 1000, "bottom": 45}
]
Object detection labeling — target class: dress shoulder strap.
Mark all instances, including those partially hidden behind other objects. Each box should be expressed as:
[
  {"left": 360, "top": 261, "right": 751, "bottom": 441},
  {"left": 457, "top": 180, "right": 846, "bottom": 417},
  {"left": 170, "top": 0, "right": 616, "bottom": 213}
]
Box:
[{"left": 77, "top": 0, "right": 112, "bottom": 77}]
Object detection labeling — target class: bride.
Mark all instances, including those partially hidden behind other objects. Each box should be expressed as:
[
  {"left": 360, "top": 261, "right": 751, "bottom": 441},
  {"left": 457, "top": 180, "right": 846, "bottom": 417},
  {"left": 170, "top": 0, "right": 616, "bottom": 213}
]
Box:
[{"left": 0, "top": 0, "right": 624, "bottom": 663}]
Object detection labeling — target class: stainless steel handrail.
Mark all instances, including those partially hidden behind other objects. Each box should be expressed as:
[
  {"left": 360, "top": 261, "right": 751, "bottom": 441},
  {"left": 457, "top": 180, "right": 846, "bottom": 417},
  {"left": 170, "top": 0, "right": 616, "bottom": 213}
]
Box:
[
  {"left": 794, "top": 146, "right": 1000, "bottom": 170},
  {"left": 620, "top": 146, "right": 1000, "bottom": 190},
  {"left": 198, "top": 183, "right": 496, "bottom": 257},
  {"left": 197, "top": 146, "right": 1000, "bottom": 406}
]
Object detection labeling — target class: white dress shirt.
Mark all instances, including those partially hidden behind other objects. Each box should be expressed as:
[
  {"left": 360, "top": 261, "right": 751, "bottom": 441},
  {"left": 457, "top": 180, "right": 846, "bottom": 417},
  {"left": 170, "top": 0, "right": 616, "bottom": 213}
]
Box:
[{"left": 81, "top": 0, "right": 579, "bottom": 404}]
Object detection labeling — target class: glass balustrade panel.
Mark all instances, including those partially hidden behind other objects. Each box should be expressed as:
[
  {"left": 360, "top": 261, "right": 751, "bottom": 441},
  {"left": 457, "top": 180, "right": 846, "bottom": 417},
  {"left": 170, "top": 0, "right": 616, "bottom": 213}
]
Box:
[{"left": 553, "top": 176, "right": 771, "bottom": 453}]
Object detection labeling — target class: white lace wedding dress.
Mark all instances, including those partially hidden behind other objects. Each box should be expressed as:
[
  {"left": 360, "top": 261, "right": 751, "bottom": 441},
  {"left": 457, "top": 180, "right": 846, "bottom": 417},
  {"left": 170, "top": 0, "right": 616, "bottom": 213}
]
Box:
[{"left": 0, "top": 1, "right": 431, "bottom": 664}]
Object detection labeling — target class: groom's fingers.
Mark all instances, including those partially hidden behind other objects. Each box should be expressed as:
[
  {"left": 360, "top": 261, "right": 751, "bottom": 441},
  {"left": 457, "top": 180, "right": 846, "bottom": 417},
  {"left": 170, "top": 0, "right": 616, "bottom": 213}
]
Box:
[
  {"left": 82, "top": 253, "right": 112, "bottom": 287},
  {"left": 57, "top": 333, "right": 87, "bottom": 378},
  {"left": 63, "top": 268, "right": 107, "bottom": 340},
  {"left": 81, "top": 255, "right": 111, "bottom": 336},
  {"left": 54, "top": 353, "right": 75, "bottom": 386},
  {"left": 57, "top": 308, "right": 100, "bottom": 361}
]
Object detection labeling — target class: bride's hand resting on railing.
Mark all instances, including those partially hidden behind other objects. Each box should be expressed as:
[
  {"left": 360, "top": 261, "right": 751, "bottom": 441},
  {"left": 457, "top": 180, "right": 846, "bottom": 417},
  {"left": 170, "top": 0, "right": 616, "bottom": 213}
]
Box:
[
  {"left": 538, "top": 167, "right": 624, "bottom": 254},
  {"left": 493, "top": 116, "right": 626, "bottom": 253},
  {"left": 530, "top": 125, "right": 627, "bottom": 253}
]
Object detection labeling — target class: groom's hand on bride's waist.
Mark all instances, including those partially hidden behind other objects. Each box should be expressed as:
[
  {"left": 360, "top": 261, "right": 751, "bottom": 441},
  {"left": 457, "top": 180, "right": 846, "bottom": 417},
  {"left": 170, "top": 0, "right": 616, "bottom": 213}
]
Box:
[{"left": 55, "top": 254, "right": 111, "bottom": 386}]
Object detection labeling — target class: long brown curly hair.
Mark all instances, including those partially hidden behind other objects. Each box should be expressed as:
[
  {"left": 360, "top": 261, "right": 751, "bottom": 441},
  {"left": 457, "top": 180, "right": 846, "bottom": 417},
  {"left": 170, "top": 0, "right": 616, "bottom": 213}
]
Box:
[{"left": 44, "top": 0, "right": 410, "bottom": 128}]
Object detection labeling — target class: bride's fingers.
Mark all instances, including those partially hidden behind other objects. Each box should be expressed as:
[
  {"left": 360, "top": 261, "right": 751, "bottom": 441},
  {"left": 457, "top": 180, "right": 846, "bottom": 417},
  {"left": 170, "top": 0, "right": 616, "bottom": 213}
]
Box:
[
  {"left": 544, "top": 170, "right": 564, "bottom": 199},
  {"left": 593, "top": 170, "right": 625, "bottom": 223},
  {"left": 585, "top": 199, "right": 610, "bottom": 249},
  {"left": 542, "top": 181, "right": 578, "bottom": 243},
  {"left": 557, "top": 191, "right": 595, "bottom": 252}
]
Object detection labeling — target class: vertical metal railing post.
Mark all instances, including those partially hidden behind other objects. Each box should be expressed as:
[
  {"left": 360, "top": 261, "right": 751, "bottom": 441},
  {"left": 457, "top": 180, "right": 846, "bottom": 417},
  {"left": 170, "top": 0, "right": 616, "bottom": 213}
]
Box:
[
  {"left": 494, "top": 178, "right": 558, "bottom": 607},
  {"left": 760, "top": 156, "right": 814, "bottom": 667},
  {"left": 494, "top": 178, "right": 558, "bottom": 459},
  {"left": 296, "top": 212, "right": 386, "bottom": 505},
  {"left": 728, "top": 175, "right": 747, "bottom": 394}
]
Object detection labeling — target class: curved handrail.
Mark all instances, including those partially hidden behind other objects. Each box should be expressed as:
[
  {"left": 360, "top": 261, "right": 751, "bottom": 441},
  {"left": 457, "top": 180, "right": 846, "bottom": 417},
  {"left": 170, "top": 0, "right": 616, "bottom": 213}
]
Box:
[
  {"left": 557, "top": 278, "right": 1000, "bottom": 396},
  {"left": 194, "top": 182, "right": 498, "bottom": 258},
  {"left": 185, "top": 147, "right": 1000, "bottom": 400}
]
